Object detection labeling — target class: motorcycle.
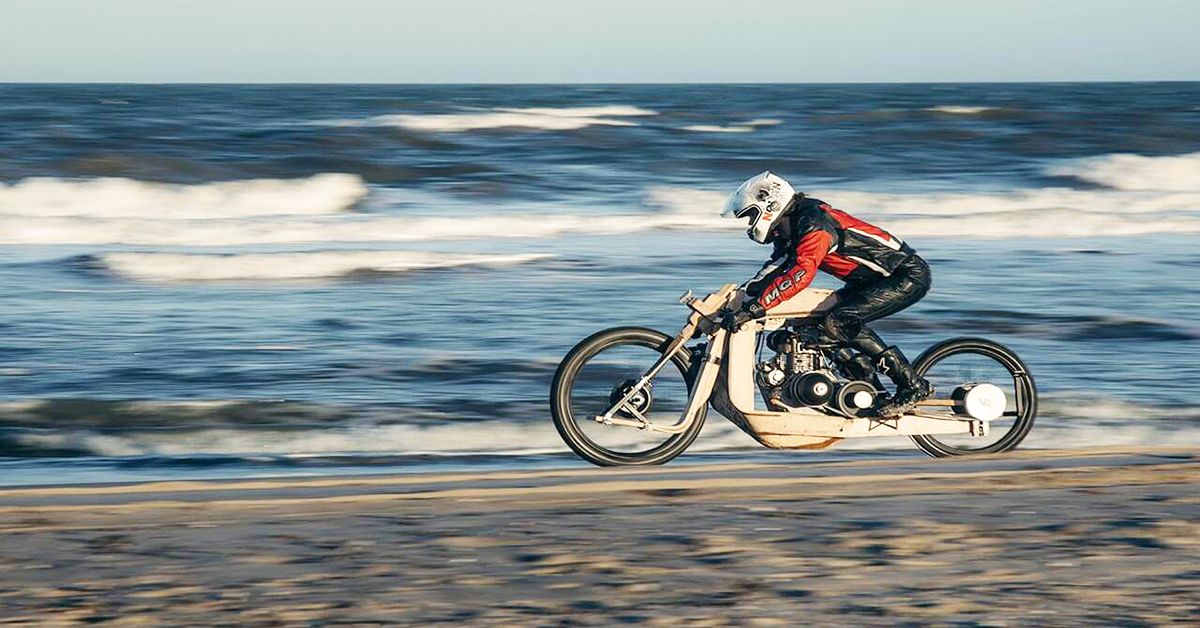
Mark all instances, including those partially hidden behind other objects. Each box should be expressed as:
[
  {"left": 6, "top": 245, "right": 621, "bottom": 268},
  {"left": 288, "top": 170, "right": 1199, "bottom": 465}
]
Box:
[{"left": 551, "top": 284, "right": 1037, "bottom": 466}]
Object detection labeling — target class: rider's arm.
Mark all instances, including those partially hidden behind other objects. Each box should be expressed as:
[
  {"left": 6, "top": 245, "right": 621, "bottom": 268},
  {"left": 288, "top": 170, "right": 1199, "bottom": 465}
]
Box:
[
  {"left": 742, "top": 237, "right": 791, "bottom": 296},
  {"left": 752, "top": 229, "right": 835, "bottom": 310},
  {"left": 741, "top": 255, "right": 787, "bottom": 296}
]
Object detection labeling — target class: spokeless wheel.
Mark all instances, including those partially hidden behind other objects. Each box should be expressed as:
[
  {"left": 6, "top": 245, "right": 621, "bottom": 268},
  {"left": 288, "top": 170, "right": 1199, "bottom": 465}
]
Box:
[
  {"left": 909, "top": 337, "right": 1037, "bottom": 457},
  {"left": 550, "top": 327, "right": 705, "bottom": 466}
]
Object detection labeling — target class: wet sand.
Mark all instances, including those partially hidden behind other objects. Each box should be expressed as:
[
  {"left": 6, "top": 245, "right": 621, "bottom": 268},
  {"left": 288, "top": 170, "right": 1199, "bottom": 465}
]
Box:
[{"left": 0, "top": 447, "right": 1196, "bottom": 625}]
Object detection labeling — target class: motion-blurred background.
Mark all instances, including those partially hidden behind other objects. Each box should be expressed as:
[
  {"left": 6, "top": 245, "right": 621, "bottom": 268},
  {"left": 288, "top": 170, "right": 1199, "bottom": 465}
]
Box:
[{"left": 1, "top": 2, "right": 1197, "bottom": 484}]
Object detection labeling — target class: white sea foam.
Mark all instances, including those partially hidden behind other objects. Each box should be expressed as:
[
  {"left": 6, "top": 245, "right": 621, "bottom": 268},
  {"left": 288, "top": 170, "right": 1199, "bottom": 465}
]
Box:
[
  {"left": 1, "top": 151, "right": 1196, "bottom": 247},
  {"left": 0, "top": 173, "right": 366, "bottom": 218},
  {"left": 681, "top": 124, "right": 755, "bottom": 133},
  {"left": 887, "top": 210, "right": 1200, "bottom": 239},
  {"left": 357, "top": 105, "right": 657, "bottom": 132},
  {"left": 681, "top": 118, "right": 781, "bottom": 133},
  {"left": 10, "top": 393, "right": 1193, "bottom": 457},
  {"left": 924, "top": 105, "right": 997, "bottom": 115},
  {"left": 1047, "top": 151, "right": 1200, "bottom": 192},
  {"left": 644, "top": 149, "right": 1200, "bottom": 239},
  {"left": 3, "top": 185, "right": 1197, "bottom": 246},
  {"left": 824, "top": 188, "right": 1200, "bottom": 216},
  {"left": 13, "top": 422, "right": 569, "bottom": 457},
  {"left": 0, "top": 192, "right": 728, "bottom": 246},
  {"left": 0, "top": 213, "right": 688, "bottom": 246},
  {"left": 0, "top": 418, "right": 785, "bottom": 457},
  {"left": 1023, "top": 393, "right": 1200, "bottom": 450},
  {"left": 499, "top": 105, "right": 656, "bottom": 118},
  {"left": 99, "top": 251, "right": 553, "bottom": 282},
  {"left": 13, "top": 420, "right": 748, "bottom": 458},
  {"left": 648, "top": 189, "right": 1200, "bottom": 239}
]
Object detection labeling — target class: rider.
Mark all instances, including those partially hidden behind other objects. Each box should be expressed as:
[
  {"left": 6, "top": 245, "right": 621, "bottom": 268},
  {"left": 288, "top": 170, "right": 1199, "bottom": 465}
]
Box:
[{"left": 721, "top": 171, "right": 933, "bottom": 418}]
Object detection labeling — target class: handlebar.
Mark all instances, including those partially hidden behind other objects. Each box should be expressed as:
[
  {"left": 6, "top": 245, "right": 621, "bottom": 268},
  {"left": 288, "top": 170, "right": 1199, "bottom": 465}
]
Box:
[{"left": 680, "top": 283, "right": 740, "bottom": 317}]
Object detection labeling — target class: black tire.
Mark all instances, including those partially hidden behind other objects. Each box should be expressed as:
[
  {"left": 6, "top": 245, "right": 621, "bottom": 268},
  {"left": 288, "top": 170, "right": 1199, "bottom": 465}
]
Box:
[
  {"left": 909, "top": 337, "right": 1037, "bottom": 457},
  {"left": 550, "top": 327, "right": 706, "bottom": 466}
]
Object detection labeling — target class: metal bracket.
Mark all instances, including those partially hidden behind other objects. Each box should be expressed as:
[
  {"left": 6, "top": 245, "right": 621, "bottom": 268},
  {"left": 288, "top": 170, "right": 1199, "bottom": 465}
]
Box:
[{"left": 868, "top": 417, "right": 899, "bottom": 431}]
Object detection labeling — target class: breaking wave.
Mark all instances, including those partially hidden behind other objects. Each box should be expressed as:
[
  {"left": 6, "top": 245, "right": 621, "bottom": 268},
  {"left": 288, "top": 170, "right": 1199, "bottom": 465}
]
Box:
[
  {"left": 646, "top": 149, "right": 1200, "bottom": 239},
  {"left": 881, "top": 209, "right": 1200, "bottom": 239},
  {"left": 0, "top": 151, "right": 1196, "bottom": 249},
  {"left": 0, "top": 212, "right": 714, "bottom": 247},
  {"left": 0, "top": 173, "right": 366, "bottom": 218},
  {"left": 339, "top": 105, "right": 657, "bottom": 132},
  {"left": 647, "top": 189, "right": 1200, "bottom": 239},
  {"left": 1021, "top": 394, "right": 1200, "bottom": 450},
  {"left": 1047, "top": 151, "right": 1200, "bottom": 192},
  {"left": 92, "top": 251, "right": 553, "bottom": 282},
  {"left": 874, "top": 309, "right": 1199, "bottom": 343},
  {"left": 1, "top": 393, "right": 1194, "bottom": 459},
  {"left": 4, "top": 422, "right": 567, "bottom": 458},
  {"left": 3, "top": 187, "right": 1196, "bottom": 247},
  {"left": 1, "top": 421, "right": 764, "bottom": 459}
]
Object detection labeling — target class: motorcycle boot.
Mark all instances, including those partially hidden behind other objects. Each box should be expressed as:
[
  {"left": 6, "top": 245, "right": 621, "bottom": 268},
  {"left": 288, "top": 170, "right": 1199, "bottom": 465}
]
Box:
[
  {"left": 832, "top": 347, "right": 876, "bottom": 381},
  {"left": 874, "top": 346, "right": 934, "bottom": 418}
]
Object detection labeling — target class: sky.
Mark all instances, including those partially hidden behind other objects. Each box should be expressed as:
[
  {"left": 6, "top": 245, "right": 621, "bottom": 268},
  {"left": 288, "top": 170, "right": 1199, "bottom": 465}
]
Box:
[{"left": 2, "top": 0, "right": 1197, "bottom": 83}]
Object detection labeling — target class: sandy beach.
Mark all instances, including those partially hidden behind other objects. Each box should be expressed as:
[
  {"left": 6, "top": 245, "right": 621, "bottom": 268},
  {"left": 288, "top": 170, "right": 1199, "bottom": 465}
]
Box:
[{"left": 0, "top": 447, "right": 1195, "bottom": 625}]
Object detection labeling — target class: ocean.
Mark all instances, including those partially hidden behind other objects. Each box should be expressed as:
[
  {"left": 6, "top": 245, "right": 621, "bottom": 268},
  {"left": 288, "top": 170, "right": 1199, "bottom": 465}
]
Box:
[{"left": 0, "top": 82, "right": 1197, "bottom": 485}]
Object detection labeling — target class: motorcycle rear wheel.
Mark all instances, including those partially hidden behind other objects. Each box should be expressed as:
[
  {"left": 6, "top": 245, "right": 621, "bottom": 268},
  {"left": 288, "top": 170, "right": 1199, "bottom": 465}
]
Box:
[
  {"left": 550, "top": 327, "right": 705, "bottom": 466},
  {"left": 909, "top": 337, "right": 1037, "bottom": 457}
]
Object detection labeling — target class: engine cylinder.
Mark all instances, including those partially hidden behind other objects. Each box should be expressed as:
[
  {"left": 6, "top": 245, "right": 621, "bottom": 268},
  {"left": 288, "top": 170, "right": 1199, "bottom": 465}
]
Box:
[{"left": 766, "top": 330, "right": 794, "bottom": 354}]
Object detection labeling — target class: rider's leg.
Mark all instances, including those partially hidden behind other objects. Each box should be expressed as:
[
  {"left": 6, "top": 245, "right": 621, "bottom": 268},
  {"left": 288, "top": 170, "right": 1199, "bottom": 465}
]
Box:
[
  {"left": 825, "top": 311, "right": 931, "bottom": 412},
  {"left": 873, "top": 346, "right": 934, "bottom": 417},
  {"left": 825, "top": 316, "right": 882, "bottom": 379},
  {"left": 823, "top": 257, "right": 933, "bottom": 417}
]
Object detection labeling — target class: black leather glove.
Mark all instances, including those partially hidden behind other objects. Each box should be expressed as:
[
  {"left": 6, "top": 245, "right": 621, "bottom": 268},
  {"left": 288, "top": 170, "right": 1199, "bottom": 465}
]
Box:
[{"left": 722, "top": 301, "right": 767, "bottom": 330}]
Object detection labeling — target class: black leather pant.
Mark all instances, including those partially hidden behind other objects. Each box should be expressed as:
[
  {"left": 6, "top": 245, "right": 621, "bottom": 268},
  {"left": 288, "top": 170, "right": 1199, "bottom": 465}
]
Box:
[{"left": 821, "top": 255, "right": 931, "bottom": 357}]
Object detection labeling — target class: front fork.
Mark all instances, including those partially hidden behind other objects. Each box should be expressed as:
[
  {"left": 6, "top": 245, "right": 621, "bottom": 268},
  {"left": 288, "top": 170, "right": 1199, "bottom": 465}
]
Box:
[{"left": 595, "top": 326, "right": 727, "bottom": 434}]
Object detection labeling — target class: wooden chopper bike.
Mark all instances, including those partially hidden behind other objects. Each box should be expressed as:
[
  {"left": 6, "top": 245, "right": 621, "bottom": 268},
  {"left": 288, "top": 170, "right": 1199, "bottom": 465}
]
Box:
[{"left": 551, "top": 284, "right": 1037, "bottom": 466}]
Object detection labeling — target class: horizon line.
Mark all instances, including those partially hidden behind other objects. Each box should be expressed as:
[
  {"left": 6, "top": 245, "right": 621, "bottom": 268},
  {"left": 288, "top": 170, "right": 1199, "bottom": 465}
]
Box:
[{"left": 2, "top": 79, "right": 1199, "bottom": 87}]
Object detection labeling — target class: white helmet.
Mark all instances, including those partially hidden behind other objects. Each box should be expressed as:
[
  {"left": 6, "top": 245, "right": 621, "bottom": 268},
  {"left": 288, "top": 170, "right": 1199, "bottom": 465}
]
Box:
[{"left": 721, "top": 171, "right": 798, "bottom": 243}]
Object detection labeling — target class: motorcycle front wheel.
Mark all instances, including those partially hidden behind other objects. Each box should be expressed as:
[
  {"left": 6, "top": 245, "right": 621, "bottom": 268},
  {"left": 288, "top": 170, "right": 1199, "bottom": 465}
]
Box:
[{"left": 550, "top": 327, "right": 705, "bottom": 466}]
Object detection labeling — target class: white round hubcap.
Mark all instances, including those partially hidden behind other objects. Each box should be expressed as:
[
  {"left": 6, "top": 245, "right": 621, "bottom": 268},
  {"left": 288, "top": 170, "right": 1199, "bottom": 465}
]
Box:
[{"left": 963, "top": 383, "right": 1006, "bottom": 421}]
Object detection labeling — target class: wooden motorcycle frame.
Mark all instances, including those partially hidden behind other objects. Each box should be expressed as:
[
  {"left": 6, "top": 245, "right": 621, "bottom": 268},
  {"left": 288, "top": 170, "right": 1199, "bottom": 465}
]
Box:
[{"left": 594, "top": 284, "right": 987, "bottom": 450}]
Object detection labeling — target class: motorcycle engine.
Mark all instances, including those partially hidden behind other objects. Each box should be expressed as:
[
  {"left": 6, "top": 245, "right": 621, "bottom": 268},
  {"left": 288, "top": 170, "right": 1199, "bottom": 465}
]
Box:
[{"left": 755, "top": 329, "right": 877, "bottom": 415}]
